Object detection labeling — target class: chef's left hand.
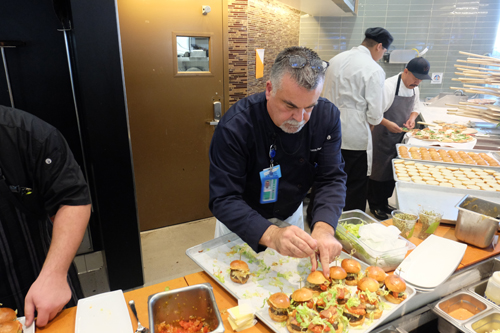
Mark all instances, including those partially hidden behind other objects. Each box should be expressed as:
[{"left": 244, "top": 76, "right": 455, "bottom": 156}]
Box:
[
  {"left": 310, "top": 222, "right": 342, "bottom": 279},
  {"left": 404, "top": 118, "right": 415, "bottom": 129}
]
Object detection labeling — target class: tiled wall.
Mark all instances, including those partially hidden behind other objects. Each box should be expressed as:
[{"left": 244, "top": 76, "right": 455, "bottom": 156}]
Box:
[
  {"left": 228, "top": 0, "right": 249, "bottom": 105},
  {"left": 300, "top": 0, "right": 500, "bottom": 99},
  {"left": 227, "top": 0, "right": 300, "bottom": 105},
  {"left": 247, "top": 0, "right": 301, "bottom": 95}
]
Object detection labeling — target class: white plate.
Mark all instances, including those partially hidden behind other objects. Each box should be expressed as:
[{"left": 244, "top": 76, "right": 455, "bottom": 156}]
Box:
[
  {"left": 75, "top": 290, "right": 133, "bottom": 333},
  {"left": 395, "top": 234, "right": 467, "bottom": 289},
  {"left": 17, "top": 317, "right": 35, "bottom": 333}
]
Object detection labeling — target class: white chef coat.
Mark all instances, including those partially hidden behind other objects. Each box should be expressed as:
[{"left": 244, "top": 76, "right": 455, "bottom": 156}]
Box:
[
  {"left": 322, "top": 45, "right": 385, "bottom": 175},
  {"left": 383, "top": 72, "right": 424, "bottom": 114}
]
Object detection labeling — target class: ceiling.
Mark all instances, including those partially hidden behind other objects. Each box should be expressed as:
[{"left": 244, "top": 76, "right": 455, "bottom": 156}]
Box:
[{"left": 275, "top": 0, "right": 354, "bottom": 17}]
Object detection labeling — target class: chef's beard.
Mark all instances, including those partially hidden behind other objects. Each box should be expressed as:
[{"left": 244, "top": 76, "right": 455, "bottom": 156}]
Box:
[{"left": 280, "top": 119, "right": 306, "bottom": 134}]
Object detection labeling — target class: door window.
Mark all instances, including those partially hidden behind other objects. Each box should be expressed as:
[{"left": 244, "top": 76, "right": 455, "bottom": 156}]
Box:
[{"left": 176, "top": 36, "right": 210, "bottom": 73}]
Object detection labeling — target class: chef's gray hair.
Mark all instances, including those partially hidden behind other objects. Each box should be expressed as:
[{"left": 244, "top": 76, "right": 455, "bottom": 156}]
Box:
[{"left": 269, "top": 47, "right": 325, "bottom": 94}]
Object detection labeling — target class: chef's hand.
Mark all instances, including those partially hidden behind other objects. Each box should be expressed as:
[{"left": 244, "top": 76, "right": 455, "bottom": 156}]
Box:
[
  {"left": 385, "top": 120, "right": 403, "bottom": 133},
  {"left": 404, "top": 118, "right": 416, "bottom": 130},
  {"left": 24, "top": 271, "right": 71, "bottom": 327},
  {"left": 260, "top": 225, "right": 318, "bottom": 259},
  {"left": 310, "top": 222, "right": 342, "bottom": 279}
]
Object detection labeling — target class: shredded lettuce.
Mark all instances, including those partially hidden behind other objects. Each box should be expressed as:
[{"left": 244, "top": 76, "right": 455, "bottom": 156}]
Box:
[
  {"left": 341, "top": 222, "right": 363, "bottom": 238},
  {"left": 346, "top": 297, "right": 361, "bottom": 308},
  {"left": 277, "top": 272, "right": 294, "bottom": 280}
]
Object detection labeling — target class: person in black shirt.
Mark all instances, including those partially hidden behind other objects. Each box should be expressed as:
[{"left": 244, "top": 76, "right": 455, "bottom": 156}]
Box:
[
  {"left": 209, "top": 47, "right": 346, "bottom": 276},
  {"left": 0, "top": 105, "right": 91, "bottom": 327}
]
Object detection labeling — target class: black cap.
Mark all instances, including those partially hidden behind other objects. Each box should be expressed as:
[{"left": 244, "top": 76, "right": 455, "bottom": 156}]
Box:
[
  {"left": 406, "top": 57, "right": 431, "bottom": 80},
  {"left": 365, "top": 27, "right": 393, "bottom": 49}
]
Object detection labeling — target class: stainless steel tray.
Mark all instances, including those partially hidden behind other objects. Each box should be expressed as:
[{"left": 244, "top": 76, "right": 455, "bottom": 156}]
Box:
[
  {"left": 395, "top": 181, "right": 500, "bottom": 222},
  {"left": 186, "top": 233, "right": 416, "bottom": 333},
  {"left": 396, "top": 143, "right": 500, "bottom": 169},
  {"left": 391, "top": 158, "right": 500, "bottom": 189},
  {"left": 432, "top": 290, "right": 494, "bottom": 333}
]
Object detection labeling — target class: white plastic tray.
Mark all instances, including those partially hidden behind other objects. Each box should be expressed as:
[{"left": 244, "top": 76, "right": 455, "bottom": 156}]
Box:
[
  {"left": 395, "top": 235, "right": 467, "bottom": 289},
  {"left": 186, "top": 233, "right": 416, "bottom": 333},
  {"left": 75, "top": 290, "right": 133, "bottom": 333}
]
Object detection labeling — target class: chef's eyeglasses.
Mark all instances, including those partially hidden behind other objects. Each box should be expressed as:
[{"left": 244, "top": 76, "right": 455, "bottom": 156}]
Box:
[{"left": 283, "top": 55, "right": 329, "bottom": 72}]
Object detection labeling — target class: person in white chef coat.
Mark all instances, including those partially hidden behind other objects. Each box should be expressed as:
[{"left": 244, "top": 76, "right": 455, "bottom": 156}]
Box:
[
  {"left": 322, "top": 27, "right": 393, "bottom": 211},
  {"left": 368, "top": 57, "right": 431, "bottom": 220}
]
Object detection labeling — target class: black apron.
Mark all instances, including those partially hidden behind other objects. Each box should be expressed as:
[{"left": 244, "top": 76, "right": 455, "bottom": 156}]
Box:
[
  {"left": 0, "top": 168, "right": 82, "bottom": 316},
  {"left": 370, "top": 74, "right": 416, "bottom": 182}
]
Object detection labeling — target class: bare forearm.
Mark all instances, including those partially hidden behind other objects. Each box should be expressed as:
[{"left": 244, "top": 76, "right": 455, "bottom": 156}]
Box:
[{"left": 41, "top": 204, "right": 91, "bottom": 276}]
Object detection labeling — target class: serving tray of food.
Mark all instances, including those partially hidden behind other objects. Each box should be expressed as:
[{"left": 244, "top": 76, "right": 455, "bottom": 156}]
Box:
[
  {"left": 392, "top": 159, "right": 500, "bottom": 192},
  {"left": 396, "top": 144, "right": 500, "bottom": 168},
  {"left": 186, "top": 233, "right": 416, "bottom": 333}
]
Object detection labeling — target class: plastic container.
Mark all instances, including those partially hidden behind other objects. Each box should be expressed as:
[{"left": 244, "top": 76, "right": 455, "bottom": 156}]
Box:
[
  {"left": 391, "top": 210, "right": 418, "bottom": 239},
  {"left": 485, "top": 272, "right": 500, "bottom": 306},
  {"left": 417, "top": 207, "right": 443, "bottom": 240},
  {"left": 335, "top": 210, "right": 416, "bottom": 272}
]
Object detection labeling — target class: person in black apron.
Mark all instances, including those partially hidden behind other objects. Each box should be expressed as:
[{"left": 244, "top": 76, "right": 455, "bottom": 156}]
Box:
[
  {"left": 0, "top": 105, "right": 91, "bottom": 327},
  {"left": 368, "top": 58, "right": 431, "bottom": 220}
]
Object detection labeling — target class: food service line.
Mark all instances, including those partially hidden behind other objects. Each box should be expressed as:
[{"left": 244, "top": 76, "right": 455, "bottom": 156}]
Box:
[{"left": 34, "top": 219, "right": 500, "bottom": 333}]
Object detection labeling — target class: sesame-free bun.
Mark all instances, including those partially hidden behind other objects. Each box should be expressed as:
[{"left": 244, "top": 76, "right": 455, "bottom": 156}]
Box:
[
  {"left": 0, "top": 308, "right": 17, "bottom": 324},
  {"left": 269, "top": 292, "right": 290, "bottom": 309},
  {"left": 230, "top": 260, "right": 249, "bottom": 271},
  {"left": 0, "top": 321, "right": 23, "bottom": 333},
  {"left": 365, "top": 266, "right": 387, "bottom": 283},
  {"left": 357, "top": 277, "right": 379, "bottom": 293},
  {"left": 307, "top": 270, "right": 328, "bottom": 284},
  {"left": 385, "top": 275, "right": 406, "bottom": 293},
  {"left": 341, "top": 259, "right": 361, "bottom": 274},
  {"left": 330, "top": 266, "right": 347, "bottom": 281},
  {"left": 291, "top": 288, "right": 313, "bottom": 302}
]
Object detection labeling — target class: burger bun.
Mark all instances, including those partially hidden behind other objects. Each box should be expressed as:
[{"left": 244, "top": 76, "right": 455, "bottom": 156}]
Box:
[{"left": 341, "top": 259, "right": 361, "bottom": 274}]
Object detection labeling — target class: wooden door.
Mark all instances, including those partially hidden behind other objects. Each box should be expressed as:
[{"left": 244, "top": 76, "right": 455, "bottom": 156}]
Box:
[{"left": 117, "top": 0, "right": 224, "bottom": 231}]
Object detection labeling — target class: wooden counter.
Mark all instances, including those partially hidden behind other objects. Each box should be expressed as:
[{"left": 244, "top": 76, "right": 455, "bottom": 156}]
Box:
[
  {"left": 37, "top": 277, "right": 188, "bottom": 333},
  {"left": 35, "top": 219, "right": 500, "bottom": 332}
]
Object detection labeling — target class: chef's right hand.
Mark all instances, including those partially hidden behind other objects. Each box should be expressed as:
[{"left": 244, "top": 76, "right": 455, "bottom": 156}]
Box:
[
  {"left": 259, "top": 225, "right": 318, "bottom": 258},
  {"left": 385, "top": 120, "right": 402, "bottom": 133}
]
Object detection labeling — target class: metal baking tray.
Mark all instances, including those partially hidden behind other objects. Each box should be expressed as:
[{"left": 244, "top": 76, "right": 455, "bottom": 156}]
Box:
[
  {"left": 186, "top": 232, "right": 416, "bottom": 333},
  {"left": 392, "top": 158, "right": 500, "bottom": 187},
  {"left": 395, "top": 181, "right": 500, "bottom": 222},
  {"left": 396, "top": 143, "right": 500, "bottom": 169}
]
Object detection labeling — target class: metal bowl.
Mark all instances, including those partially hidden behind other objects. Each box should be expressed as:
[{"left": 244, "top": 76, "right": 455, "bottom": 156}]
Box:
[
  {"left": 148, "top": 283, "right": 225, "bottom": 333},
  {"left": 455, "top": 195, "right": 500, "bottom": 248}
]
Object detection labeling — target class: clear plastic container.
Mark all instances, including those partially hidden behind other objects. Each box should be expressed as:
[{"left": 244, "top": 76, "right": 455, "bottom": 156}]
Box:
[
  {"left": 335, "top": 210, "right": 416, "bottom": 272},
  {"left": 391, "top": 210, "right": 418, "bottom": 239},
  {"left": 417, "top": 207, "right": 443, "bottom": 240},
  {"left": 485, "top": 272, "right": 500, "bottom": 306}
]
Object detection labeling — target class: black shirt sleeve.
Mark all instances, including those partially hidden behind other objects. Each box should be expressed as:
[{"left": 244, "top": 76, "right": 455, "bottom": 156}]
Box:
[
  {"left": 34, "top": 129, "right": 91, "bottom": 217},
  {"left": 209, "top": 119, "right": 273, "bottom": 252},
  {"left": 310, "top": 103, "right": 347, "bottom": 230}
]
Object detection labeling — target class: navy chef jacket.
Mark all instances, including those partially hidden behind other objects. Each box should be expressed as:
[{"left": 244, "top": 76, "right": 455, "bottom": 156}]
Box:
[{"left": 209, "top": 92, "right": 347, "bottom": 252}]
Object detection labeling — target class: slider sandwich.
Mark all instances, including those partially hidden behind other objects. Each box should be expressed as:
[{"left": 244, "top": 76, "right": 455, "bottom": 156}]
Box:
[
  {"left": 341, "top": 259, "right": 361, "bottom": 286},
  {"left": 305, "top": 271, "right": 331, "bottom": 295},
  {"left": 230, "top": 260, "right": 250, "bottom": 284},
  {"left": 357, "top": 277, "right": 383, "bottom": 320},
  {"left": 267, "top": 292, "right": 290, "bottom": 322}
]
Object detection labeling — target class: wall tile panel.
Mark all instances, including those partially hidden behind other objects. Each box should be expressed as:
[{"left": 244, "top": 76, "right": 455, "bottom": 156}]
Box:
[{"left": 300, "top": 0, "right": 499, "bottom": 99}]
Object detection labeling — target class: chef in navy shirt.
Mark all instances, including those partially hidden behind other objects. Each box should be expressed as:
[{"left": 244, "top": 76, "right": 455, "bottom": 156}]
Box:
[{"left": 209, "top": 47, "right": 346, "bottom": 275}]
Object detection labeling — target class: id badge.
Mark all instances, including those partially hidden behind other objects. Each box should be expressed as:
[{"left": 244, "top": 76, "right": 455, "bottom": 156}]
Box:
[{"left": 259, "top": 165, "right": 281, "bottom": 204}]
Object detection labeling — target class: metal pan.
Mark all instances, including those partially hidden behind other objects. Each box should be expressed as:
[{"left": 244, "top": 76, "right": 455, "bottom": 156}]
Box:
[
  {"left": 186, "top": 233, "right": 416, "bottom": 333},
  {"left": 396, "top": 143, "right": 500, "bottom": 169}
]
